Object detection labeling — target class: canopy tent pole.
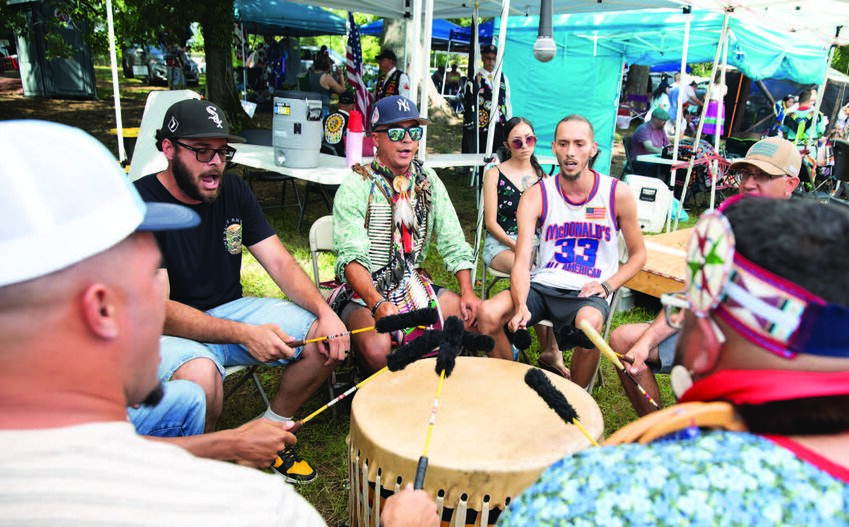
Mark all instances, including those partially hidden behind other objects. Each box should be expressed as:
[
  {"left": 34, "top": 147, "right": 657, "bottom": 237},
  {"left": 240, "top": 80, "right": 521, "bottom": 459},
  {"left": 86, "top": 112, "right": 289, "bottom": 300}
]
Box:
[
  {"left": 105, "top": 0, "right": 126, "bottom": 164},
  {"left": 484, "top": 0, "right": 511, "bottom": 163},
  {"left": 408, "top": 0, "right": 423, "bottom": 105},
  {"left": 241, "top": 23, "right": 248, "bottom": 102},
  {"left": 809, "top": 26, "right": 842, "bottom": 151},
  {"left": 709, "top": 22, "right": 731, "bottom": 211},
  {"left": 675, "top": 10, "right": 730, "bottom": 229},
  {"left": 665, "top": 9, "right": 692, "bottom": 233},
  {"left": 418, "top": 0, "right": 434, "bottom": 160},
  {"left": 472, "top": 7, "right": 480, "bottom": 162}
]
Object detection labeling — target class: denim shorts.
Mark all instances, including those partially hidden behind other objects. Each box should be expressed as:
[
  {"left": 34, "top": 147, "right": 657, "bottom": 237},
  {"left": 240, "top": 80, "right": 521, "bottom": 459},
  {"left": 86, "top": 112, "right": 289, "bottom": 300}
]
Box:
[
  {"left": 482, "top": 233, "right": 516, "bottom": 267},
  {"left": 157, "top": 297, "right": 317, "bottom": 382},
  {"left": 654, "top": 332, "right": 679, "bottom": 375},
  {"left": 128, "top": 379, "right": 206, "bottom": 437}
]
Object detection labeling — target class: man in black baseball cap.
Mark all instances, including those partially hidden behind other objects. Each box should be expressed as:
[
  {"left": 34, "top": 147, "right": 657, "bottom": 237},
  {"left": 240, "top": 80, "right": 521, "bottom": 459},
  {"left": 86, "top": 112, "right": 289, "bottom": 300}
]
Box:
[
  {"left": 135, "top": 98, "right": 350, "bottom": 484},
  {"left": 332, "top": 95, "right": 482, "bottom": 376},
  {"left": 373, "top": 48, "right": 410, "bottom": 102}
]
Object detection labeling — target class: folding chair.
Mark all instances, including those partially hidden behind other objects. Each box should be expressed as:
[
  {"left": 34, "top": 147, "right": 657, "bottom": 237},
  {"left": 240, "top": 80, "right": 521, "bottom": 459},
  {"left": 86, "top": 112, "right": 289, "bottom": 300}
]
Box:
[
  {"left": 129, "top": 89, "right": 200, "bottom": 182},
  {"left": 626, "top": 93, "right": 650, "bottom": 122},
  {"left": 308, "top": 215, "right": 351, "bottom": 414},
  {"left": 223, "top": 365, "right": 270, "bottom": 407}
]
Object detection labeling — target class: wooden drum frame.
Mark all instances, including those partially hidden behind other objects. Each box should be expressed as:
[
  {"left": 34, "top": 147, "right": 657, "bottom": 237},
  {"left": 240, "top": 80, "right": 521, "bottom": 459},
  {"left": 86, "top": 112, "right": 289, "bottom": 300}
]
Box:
[{"left": 348, "top": 357, "right": 604, "bottom": 526}]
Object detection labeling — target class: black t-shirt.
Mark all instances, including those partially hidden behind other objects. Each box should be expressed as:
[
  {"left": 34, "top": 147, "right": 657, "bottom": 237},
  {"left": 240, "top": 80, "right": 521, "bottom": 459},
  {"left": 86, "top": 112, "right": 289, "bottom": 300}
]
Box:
[{"left": 134, "top": 173, "right": 276, "bottom": 311}]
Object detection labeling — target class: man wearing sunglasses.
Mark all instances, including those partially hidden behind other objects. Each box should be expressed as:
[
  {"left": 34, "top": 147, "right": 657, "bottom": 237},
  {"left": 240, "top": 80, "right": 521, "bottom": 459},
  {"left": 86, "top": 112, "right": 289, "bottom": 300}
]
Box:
[
  {"left": 610, "top": 136, "right": 801, "bottom": 416},
  {"left": 134, "top": 99, "right": 349, "bottom": 484},
  {"left": 478, "top": 115, "right": 646, "bottom": 389},
  {"left": 332, "top": 95, "right": 481, "bottom": 375},
  {"left": 501, "top": 195, "right": 849, "bottom": 525}
]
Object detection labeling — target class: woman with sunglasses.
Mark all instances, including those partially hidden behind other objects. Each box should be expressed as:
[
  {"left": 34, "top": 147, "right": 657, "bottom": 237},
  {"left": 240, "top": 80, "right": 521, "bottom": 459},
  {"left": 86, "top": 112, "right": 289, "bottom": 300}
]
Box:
[{"left": 482, "top": 117, "right": 563, "bottom": 375}]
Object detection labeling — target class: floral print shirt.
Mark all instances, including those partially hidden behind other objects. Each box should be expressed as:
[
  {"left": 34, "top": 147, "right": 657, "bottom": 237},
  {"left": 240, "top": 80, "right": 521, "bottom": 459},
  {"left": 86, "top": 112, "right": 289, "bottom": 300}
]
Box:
[{"left": 497, "top": 430, "right": 849, "bottom": 527}]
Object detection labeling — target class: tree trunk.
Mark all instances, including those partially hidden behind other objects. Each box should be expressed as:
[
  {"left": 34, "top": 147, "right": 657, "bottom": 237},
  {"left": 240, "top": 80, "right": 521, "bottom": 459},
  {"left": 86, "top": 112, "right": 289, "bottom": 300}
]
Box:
[
  {"left": 381, "top": 18, "right": 406, "bottom": 68},
  {"left": 624, "top": 64, "right": 651, "bottom": 97},
  {"left": 426, "top": 76, "right": 459, "bottom": 123},
  {"left": 199, "top": 0, "right": 254, "bottom": 132}
]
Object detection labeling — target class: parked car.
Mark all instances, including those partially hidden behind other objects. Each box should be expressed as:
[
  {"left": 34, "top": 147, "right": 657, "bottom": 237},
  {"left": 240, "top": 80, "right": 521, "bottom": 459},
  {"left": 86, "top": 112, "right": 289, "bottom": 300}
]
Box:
[
  {"left": 0, "top": 40, "right": 18, "bottom": 72},
  {"left": 122, "top": 44, "right": 199, "bottom": 86}
]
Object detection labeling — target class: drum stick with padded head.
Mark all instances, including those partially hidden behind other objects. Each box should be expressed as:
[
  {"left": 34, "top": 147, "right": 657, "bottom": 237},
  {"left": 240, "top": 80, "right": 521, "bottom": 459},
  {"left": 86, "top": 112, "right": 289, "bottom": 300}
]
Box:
[
  {"left": 557, "top": 325, "right": 633, "bottom": 364},
  {"left": 578, "top": 320, "right": 660, "bottom": 410},
  {"left": 287, "top": 308, "right": 440, "bottom": 348},
  {"left": 524, "top": 368, "right": 599, "bottom": 447},
  {"left": 414, "top": 316, "right": 463, "bottom": 490}
]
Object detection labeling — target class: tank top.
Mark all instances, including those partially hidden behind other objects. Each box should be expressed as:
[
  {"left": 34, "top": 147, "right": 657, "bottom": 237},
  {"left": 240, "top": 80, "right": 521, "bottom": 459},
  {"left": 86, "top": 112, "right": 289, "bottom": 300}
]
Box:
[
  {"left": 532, "top": 171, "right": 620, "bottom": 293},
  {"left": 495, "top": 169, "right": 524, "bottom": 236},
  {"left": 308, "top": 71, "right": 332, "bottom": 114}
]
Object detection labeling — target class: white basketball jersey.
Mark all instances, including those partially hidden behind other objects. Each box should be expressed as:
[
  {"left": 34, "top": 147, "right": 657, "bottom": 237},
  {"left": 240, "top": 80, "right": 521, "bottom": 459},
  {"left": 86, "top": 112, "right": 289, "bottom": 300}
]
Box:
[{"left": 532, "top": 171, "right": 620, "bottom": 292}]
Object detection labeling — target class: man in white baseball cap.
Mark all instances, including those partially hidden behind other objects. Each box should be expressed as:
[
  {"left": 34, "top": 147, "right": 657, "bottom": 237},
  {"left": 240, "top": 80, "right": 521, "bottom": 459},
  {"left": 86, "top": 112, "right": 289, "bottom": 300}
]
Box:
[{"left": 0, "top": 118, "right": 437, "bottom": 527}]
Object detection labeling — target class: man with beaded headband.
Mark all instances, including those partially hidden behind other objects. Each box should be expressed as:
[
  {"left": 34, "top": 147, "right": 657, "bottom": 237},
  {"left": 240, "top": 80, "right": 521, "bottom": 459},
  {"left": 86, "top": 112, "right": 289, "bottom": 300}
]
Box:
[
  {"left": 498, "top": 195, "right": 849, "bottom": 526},
  {"left": 332, "top": 95, "right": 482, "bottom": 375}
]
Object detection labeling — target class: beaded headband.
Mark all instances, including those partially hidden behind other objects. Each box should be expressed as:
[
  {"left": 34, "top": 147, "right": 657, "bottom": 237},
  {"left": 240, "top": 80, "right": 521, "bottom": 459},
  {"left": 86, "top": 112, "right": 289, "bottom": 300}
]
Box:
[{"left": 685, "top": 195, "right": 849, "bottom": 359}]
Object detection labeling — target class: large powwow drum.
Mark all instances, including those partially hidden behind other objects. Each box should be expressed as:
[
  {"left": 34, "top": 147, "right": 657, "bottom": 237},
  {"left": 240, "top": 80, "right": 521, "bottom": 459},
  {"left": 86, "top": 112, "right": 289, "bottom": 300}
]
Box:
[{"left": 348, "top": 357, "right": 604, "bottom": 526}]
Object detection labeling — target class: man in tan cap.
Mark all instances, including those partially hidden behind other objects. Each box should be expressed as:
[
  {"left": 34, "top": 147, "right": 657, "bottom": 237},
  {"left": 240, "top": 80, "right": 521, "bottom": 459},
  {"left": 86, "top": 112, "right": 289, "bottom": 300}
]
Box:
[{"left": 611, "top": 136, "right": 801, "bottom": 416}]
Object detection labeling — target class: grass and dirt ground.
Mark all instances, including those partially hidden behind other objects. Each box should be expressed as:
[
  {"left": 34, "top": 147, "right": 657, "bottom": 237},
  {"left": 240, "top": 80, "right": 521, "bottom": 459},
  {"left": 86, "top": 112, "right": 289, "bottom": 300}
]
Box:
[{"left": 1, "top": 66, "right": 698, "bottom": 524}]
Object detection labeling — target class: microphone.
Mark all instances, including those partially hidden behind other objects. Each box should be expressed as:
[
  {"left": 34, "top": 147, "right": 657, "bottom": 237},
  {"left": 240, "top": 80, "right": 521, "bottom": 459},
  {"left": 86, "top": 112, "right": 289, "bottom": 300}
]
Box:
[{"left": 533, "top": 0, "right": 556, "bottom": 62}]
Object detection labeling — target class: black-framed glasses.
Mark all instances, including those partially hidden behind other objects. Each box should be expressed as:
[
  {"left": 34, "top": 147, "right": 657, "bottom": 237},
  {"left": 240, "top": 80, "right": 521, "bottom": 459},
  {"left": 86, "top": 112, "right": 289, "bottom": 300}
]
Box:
[
  {"left": 375, "top": 126, "right": 424, "bottom": 142},
  {"left": 509, "top": 135, "right": 537, "bottom": 150},
  {"left": 730, "top": 168, "right": 784, "bottom": 184},
  {"left": 660, "top": 292, "right": 689, "bottom": 330},
  {"left": 173, "top": 140, "right": 236, "bottom": 163}
]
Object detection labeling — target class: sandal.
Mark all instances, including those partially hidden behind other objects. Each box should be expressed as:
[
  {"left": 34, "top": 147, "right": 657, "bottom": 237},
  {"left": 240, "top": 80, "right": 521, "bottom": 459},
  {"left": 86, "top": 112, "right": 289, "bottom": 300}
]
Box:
[{"left": 537, "top": 357, "right": 571, "bottom": 380}]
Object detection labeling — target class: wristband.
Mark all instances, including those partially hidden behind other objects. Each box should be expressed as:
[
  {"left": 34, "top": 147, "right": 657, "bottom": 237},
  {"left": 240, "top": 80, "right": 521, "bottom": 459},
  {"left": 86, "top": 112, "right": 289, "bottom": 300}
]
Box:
[
  {"left": 601, "top": 281, "right": 613, "bottom": 298},
  {"left": 370, "top": 299, "right": 388, "bottom": 317}
]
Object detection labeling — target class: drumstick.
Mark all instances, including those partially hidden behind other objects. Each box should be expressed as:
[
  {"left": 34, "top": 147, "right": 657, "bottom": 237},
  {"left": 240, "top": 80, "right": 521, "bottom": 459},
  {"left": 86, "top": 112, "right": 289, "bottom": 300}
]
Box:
[
  {"left": 578, "top": 320, "right": 660, "bottom": 410},
  {"left": 287, "top": 308, "right": 439, "bottom": 348},
  {"left": 414, "top": 316, "right": 463, "bottom": 490},
  {"left": 285, "top": 331, "right": 443, "bottom": 435},
  {"left": 524, "top": 368, "right": 599, "bottom": 447}
]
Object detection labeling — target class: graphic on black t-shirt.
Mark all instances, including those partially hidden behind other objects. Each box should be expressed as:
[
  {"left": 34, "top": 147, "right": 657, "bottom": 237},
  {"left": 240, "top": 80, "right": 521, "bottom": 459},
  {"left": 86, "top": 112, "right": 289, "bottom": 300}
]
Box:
[{"left": 224, "top": 219, "right": 243, "bottom": 255}]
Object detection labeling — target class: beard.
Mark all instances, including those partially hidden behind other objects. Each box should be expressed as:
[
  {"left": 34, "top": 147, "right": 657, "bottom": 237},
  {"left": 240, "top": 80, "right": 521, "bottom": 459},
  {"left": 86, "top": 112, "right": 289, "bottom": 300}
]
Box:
[
  {"left": 172, "top": 154, "right": 221, "bottom": 204},
  {"left": 138, "top": 382, "right": 165, "bottom": 408}
]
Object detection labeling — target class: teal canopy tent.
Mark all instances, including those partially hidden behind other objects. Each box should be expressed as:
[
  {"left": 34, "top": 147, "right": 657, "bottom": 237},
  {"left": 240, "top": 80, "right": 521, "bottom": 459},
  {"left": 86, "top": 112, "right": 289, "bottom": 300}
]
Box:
[{"left": 235, "top": 0, "right": 346, "bottom": 37}]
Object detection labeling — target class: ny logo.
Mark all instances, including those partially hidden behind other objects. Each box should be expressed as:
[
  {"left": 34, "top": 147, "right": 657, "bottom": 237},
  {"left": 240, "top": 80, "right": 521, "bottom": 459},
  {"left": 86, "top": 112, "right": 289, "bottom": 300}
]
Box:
[
  {"left": 397, "top": 98, "right": 410, "bottom": 113},
  {"left": 206, "top": 106, "right": 224, "bottom": 129}
]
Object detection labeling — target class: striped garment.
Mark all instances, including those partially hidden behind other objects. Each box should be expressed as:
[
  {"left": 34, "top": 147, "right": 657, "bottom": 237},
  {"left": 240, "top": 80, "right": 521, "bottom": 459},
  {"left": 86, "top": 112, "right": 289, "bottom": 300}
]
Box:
[{"left": 0, "top": 422, "right": 326, "bottom": 526}]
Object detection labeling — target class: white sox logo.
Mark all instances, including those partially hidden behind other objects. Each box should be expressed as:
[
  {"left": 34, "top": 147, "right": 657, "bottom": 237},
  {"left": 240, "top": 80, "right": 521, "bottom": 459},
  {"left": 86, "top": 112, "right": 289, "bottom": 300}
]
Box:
[{"left": 207, "top": 105, "right": 224, "bottom": 129}]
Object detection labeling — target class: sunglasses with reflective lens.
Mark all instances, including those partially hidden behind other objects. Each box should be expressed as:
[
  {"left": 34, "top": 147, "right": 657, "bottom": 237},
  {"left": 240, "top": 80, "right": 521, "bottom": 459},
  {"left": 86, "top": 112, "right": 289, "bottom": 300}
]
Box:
[
  {"left": 509, "top": 135, "right": 537, "bottom": 150},
  {"left": 377, "top": 126, "right": 424, "bottom": 142},
  {"left": 173, "top": 140, "right": 236, "bottom": 163},
  {"left": 730, "top": 168, "right": 783, "bottom": 184}
]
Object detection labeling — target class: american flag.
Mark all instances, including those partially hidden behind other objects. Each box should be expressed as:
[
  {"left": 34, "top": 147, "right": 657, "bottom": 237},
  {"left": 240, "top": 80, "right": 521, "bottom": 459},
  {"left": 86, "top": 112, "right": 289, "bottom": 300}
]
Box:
[
  {"left": 585, "top": 207, "right": 606, "bottom": 220},
  {"left": 346, "top": 12, "right": 371, "bottom": 124}
]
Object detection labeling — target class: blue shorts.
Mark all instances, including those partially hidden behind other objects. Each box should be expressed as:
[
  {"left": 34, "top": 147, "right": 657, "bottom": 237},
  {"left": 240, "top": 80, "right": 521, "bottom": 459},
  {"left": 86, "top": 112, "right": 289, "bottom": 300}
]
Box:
[
  {"left": 158, "top": 297, "right": 317, "bottom": 382},
  {"left": 653, "top": 332, "right": 678, "bottom": 375},
  {"left": 128, "top": 379, "right": 206, "bottom": 437},
  {"left": 482, "top": 233, "right": 516, "bottom": 267}
]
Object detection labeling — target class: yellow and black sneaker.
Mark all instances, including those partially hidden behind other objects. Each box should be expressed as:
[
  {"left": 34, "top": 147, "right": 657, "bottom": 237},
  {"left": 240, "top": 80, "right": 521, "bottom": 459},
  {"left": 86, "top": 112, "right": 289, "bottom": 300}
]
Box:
[{"left": 273, "top": 446, "right": 317, "bottom": 484}]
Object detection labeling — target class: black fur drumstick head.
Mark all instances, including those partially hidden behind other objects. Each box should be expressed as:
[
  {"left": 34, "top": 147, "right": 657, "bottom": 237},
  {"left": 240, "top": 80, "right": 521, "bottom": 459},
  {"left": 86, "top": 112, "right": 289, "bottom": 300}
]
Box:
[
  {"left": 557, "top": 325, "right": 595, "bottom": 350},
  {"left": 375, "top": 308, "right": 439, "bottom": 333},
  {"left": 386, "top": 329, "right": 442, "bottom": 372},
  {"left": 524, "top": 368, "right": 579, "bottom": 425},
  {"left": 436, "top": 316, "right": 463, "bottom": 377},
  {"left": 508, "top": 328, "right": 532, "bottom": 350},
  {"left": 460, "top": 332, "right": 495, "bottom": 353}
]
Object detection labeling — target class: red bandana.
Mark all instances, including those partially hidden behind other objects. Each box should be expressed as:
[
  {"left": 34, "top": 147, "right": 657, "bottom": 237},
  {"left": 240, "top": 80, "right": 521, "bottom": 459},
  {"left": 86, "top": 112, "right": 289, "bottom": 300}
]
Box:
[{"left": 679, "top": 369, "right": 849, "bottom": 405}]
